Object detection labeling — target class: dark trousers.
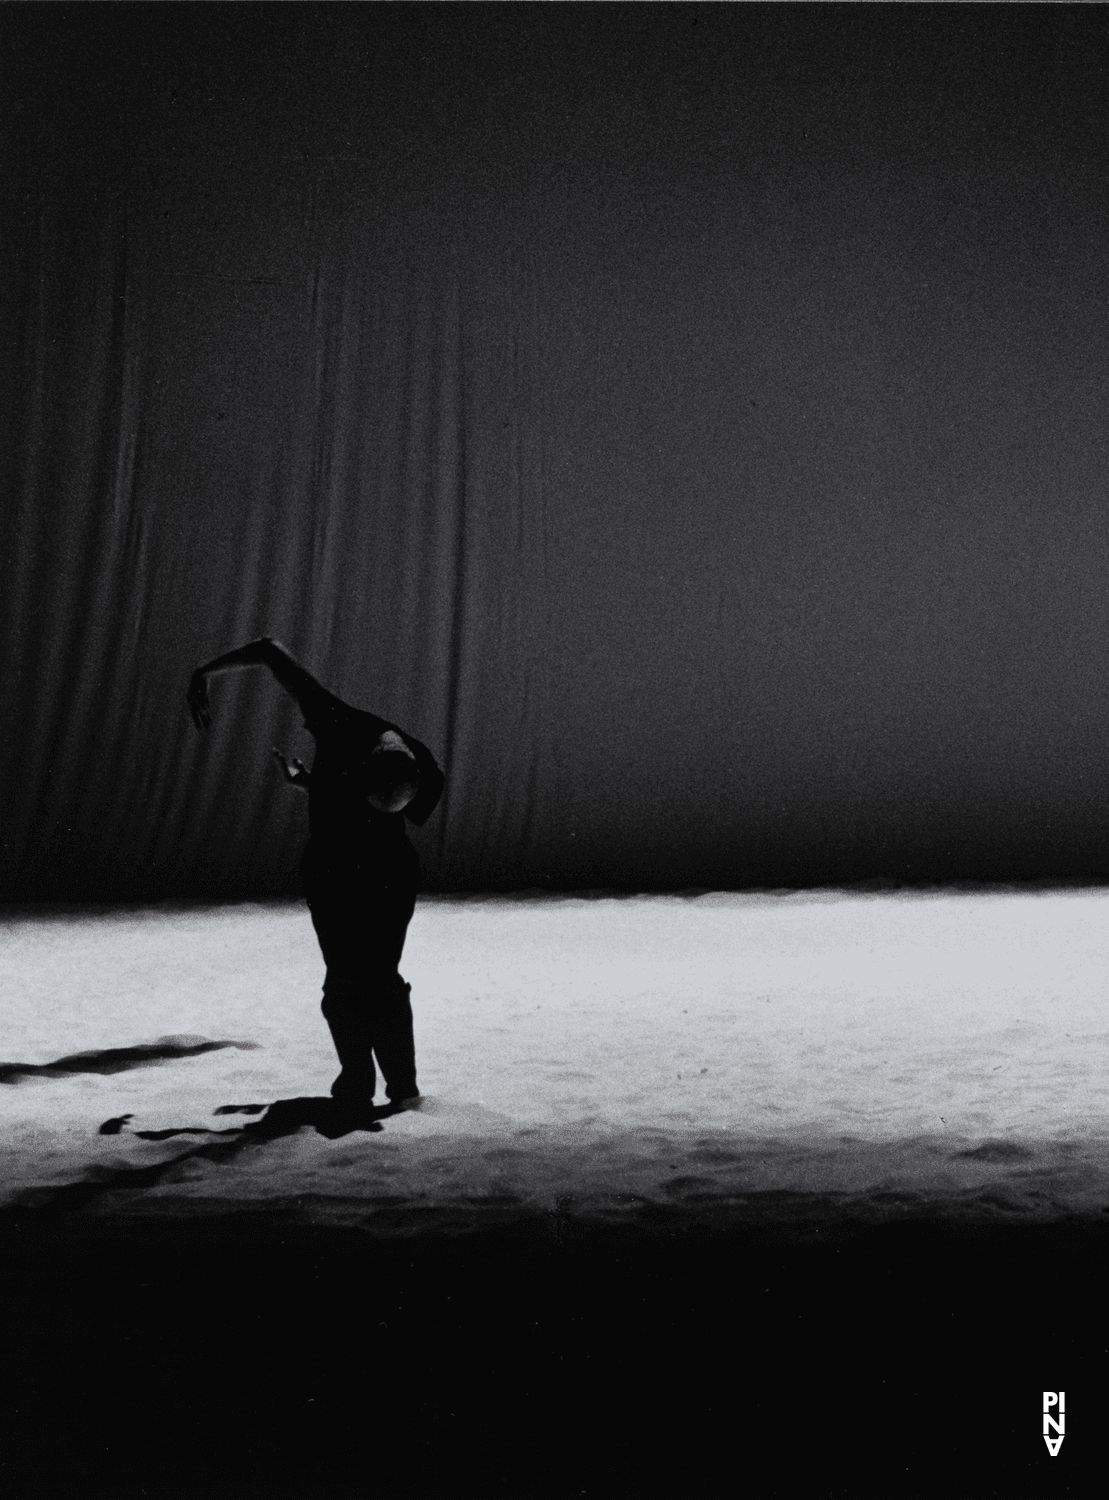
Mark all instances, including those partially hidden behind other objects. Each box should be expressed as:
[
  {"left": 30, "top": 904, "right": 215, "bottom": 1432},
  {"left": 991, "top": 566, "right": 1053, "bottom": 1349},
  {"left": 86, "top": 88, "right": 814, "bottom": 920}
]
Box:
[{"left": 306, "top": 879, "right": 419, "bottom": 1103}]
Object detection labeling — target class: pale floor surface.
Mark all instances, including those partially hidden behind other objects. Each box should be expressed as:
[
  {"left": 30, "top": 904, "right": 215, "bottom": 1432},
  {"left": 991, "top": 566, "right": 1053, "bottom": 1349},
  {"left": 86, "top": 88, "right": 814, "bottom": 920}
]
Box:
[{"left": 1, "top": 889, "right": 1107, "bottom": 1231}]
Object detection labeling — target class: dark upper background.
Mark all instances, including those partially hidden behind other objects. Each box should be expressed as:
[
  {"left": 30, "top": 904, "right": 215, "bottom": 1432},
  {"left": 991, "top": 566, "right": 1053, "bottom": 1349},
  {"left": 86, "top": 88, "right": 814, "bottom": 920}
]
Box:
[{"left": 1, "top": 2, "right": 1107, "bottom": 900}]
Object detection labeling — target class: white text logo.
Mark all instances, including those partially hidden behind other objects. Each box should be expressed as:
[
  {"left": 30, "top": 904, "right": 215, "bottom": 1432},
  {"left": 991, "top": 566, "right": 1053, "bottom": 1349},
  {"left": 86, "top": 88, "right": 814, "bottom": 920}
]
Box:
[{"left": 1043, "top": 1391, "right": 1064, "bottom": 1457}]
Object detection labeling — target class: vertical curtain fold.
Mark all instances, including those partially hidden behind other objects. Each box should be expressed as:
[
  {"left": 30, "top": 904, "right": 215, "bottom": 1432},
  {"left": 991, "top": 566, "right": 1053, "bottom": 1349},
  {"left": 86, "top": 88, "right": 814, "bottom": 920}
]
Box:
[{"left": 4, "top": 6, "right": 1108, "bottom": 898}]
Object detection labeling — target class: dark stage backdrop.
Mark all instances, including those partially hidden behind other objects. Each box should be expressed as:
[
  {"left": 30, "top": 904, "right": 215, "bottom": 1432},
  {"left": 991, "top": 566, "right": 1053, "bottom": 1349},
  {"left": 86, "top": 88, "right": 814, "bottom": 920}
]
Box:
[{"left": 2, "top": 4, "right": 1108, "bottom": 900}]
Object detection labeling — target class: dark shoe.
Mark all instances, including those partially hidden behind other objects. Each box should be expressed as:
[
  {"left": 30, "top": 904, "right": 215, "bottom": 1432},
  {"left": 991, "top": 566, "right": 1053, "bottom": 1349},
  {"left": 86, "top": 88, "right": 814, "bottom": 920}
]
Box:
[{"left": 331, "top": 1071, "right": 376, "bottom": 1108}]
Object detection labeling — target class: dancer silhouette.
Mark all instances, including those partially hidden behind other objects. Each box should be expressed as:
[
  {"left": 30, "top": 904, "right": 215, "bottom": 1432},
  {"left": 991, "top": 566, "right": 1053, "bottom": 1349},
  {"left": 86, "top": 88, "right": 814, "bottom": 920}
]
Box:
[{"left": 187, "top": 638, "right": 444, "bottom": 1110}]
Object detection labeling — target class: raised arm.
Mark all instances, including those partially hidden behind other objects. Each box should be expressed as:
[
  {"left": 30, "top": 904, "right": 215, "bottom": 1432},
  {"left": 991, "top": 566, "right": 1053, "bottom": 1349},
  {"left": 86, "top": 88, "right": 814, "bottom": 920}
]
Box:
[{"left": 187, "top": 638, "right": 329, "bottom": 730}]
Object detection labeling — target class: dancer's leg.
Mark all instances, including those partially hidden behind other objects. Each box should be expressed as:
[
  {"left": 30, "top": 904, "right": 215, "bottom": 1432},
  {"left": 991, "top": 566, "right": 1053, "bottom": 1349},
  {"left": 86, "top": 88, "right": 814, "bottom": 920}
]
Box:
[
  {"left": 371, "top": 975, "right": 418, "bottom": 1103},
  {"left": 365, "top": 886, "right": 419, "bottom": 1102},
  {"left": 319, "top": 980, "right": 378, "bottom": 1102},
  {"left": 308, "top": 883, "right": 418, "bottom": 1105},
  {"left": 311, "top": 904, "right": 377, "bottom": 1101}
]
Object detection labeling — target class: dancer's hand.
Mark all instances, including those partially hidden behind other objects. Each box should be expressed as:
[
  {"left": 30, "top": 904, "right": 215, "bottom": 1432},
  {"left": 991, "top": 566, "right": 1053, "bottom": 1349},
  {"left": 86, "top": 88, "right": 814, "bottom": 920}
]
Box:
[
  {"left": 273, "top": 748, "right": 311, "bottom": 788},
  {"left": 187, "top": 670, "right": 212, "bottom": 731}
]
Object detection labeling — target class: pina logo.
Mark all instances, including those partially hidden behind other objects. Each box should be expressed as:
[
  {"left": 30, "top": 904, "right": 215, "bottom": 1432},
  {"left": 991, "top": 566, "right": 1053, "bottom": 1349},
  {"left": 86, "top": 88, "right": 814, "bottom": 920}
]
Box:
[{"left": 1043, "top": 1391, "right": 1065, "bottom": 1456}]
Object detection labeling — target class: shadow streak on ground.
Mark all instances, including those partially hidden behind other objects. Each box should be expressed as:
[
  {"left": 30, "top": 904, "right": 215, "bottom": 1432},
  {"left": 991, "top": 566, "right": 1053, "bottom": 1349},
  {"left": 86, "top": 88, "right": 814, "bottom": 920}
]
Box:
[
  {"left": 10, "top": 1096, "right": 412, "bottom": 1220},
  {"left": 131, "top": 1095, "right": 408, "bottom": 1141},
  {"left": 0, "top": 1036, "right": 260, "bottom": 1083}
]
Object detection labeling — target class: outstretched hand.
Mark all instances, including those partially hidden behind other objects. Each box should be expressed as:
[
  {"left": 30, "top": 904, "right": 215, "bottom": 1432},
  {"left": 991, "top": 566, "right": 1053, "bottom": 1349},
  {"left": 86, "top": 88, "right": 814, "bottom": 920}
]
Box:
[
  {"left": 273, "top": 747, "right": 311, "bottom": 789},
  {"left": 187, "top": 670, "right": 212, "bottom": 731}
]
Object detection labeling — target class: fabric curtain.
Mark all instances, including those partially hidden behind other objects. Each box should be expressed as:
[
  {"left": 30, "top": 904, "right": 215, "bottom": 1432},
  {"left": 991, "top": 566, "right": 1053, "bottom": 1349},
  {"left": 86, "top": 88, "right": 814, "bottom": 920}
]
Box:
[{"left": 3, "top": 5, "right": 1108, "bottom": 899}]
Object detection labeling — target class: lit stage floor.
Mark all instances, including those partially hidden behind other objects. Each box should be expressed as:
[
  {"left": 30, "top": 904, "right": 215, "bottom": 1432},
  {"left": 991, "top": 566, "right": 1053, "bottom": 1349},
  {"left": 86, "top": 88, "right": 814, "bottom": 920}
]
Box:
[
  {"left": 2, "top": 887, "right": 1107, "bottom": 1236},
  {"left": 0, "top": 889, "right": 1103, "bottom": 1498}
]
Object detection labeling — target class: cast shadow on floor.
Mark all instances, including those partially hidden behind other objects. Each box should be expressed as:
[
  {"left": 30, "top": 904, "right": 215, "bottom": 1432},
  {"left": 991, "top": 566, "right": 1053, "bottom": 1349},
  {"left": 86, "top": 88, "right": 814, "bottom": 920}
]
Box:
[
  {"left": 0, "top": 1037, "right": 259, "bottom": 1083},
  {"left": 2, "top": 1097, "right": 417, "bottom": 1221},
  {"left": 99, "top": 1094, "right": 421, "bottom": 1142}
]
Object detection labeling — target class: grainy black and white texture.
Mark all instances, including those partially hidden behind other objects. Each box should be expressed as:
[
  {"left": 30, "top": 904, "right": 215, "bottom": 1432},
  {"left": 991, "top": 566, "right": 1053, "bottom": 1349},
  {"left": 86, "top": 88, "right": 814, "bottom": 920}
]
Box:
[
  {"left": 4, "top": 3, "right": 1109, "bottom": 900},
  {"left": 1, "top": 5, "right": 1106, "bottom": 1496}
]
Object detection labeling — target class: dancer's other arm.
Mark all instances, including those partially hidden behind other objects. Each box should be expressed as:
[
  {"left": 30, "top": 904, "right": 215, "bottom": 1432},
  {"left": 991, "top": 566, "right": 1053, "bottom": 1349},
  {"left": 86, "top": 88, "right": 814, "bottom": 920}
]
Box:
[{"left": 187, "top": 638, "right": 330, "bottom": 730}]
